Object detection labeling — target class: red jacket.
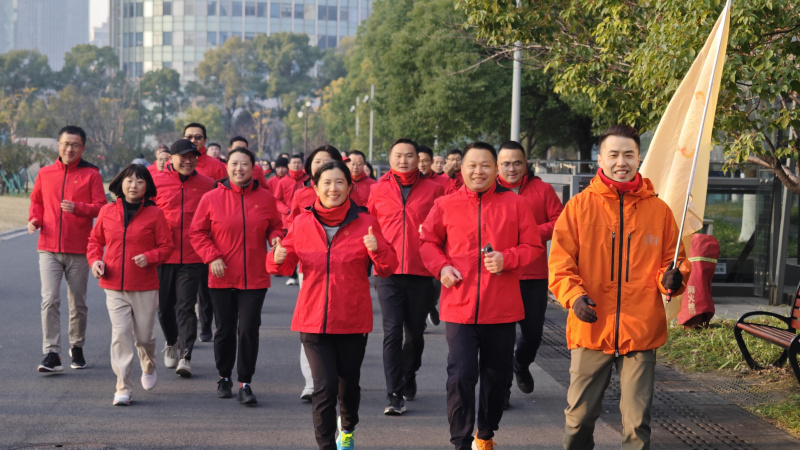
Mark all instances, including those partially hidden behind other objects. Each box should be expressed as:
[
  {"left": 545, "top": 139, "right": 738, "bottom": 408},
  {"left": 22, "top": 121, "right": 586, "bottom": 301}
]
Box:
[
  {"left": 29, "top": 158, "right": 107, "bottom": 254},
  {"left": 266, "top": 174, "right": 285, "bottom": 201},
  {"left": 153, "top": 166, "right": 215, "bottom": 264},
  {"left": 367, "top": 173, "right": 444, "bottom": 276},
  {"left": 420, "top": 183, "right": 544, "bottom": 324},
  {"left": 190, "top": 179, "right": 284, "bottom": 290},
  {"left": 351, "top": 176, "right": 377, "bottom": 206},
  {"left": 435, "top": 171, "right": 464, "bottom": 195},
  {"left": 195, "top": 147, "right": 228, "bottom": 181},
  {"left": 252, "top": 164, "right": 269, "bottom": 189},
  {"left": 508, "top": 171, "right": 564, "bottom": 279},
  {"left": 266, "top": 203, "right": 398, "bottom": 334},
  {"left": 147, "top": 164, "right": 163, "bottom": 177},
  {"left": 87, "top": 199, "right": 174, "bottom": 291},
  {"left": 276, "top": 173, "right": 310, "bottom": 224}
]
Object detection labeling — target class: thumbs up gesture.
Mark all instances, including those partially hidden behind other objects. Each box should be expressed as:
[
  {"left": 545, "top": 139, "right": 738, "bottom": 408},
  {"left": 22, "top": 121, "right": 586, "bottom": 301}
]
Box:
[
  {"left": 273, "top": 237, "right": 287, "bottom": 265},
  {"left": 363, "top": 226, "right": 378, "bottom": 252}
]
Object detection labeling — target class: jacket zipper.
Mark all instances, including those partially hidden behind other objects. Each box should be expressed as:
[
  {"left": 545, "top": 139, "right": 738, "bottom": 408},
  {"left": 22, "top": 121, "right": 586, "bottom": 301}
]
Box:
[
  {"left": 323, "top": 234, "right": 335, "bottom": 334},
  {"left": 475, "top": 196, "right": 482, "bottom": 325},
  {"left": 179, "top": 182, "right": 185, "bottom": 264},
  {"left": 397, "top": 178, "right": 414, "bottom": 274},
  {"left": 626, "top": 233, "right": 632, "bottom": 282},
  {"left": 58, "top": 165, "right": 68, "bottom": 253},
  {"left": 241, "top": 191, "right": 247, "bottom": 289},
  {"left": 614, "top": 193, "right": 625, "bottom": 357},
  {"left": 610, "top": 232, "right": 616, "bottom": 281},
  {"left": 120, "top": 203, "right": 141, "bottom": 291}
]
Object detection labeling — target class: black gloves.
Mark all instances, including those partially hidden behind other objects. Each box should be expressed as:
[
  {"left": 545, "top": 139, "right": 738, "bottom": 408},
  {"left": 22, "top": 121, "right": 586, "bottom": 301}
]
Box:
[
  {"left": 661, "top": 262, "right": 683, "bottom": 293},
  {"left": 572, "top": 296, "right": 597, "bottom": 323}
]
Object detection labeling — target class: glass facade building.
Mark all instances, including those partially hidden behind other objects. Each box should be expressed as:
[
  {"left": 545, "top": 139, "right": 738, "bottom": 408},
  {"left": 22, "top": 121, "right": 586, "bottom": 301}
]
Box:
[{"left": 109, "top": 0, "right": 373, "bottom": 81}]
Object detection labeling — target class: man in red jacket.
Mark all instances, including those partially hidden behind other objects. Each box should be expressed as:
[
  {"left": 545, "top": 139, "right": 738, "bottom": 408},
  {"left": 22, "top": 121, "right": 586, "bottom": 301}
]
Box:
[
  {"left": 347, "top": 150, "right": 377, "bottom": 205},
  {"left": 432, "top": 154, "right": 446, "bottom": 176},
  {"left": 153, "top": 139, "right": 215, "bottom": 377},
  {"left": 436, "top": 148, "right": 465, "bottom": 194},
  {"left": 420, "top": 142, "right": 544, "bottom": 450},
  {"left": 368, "top": 138, "right": 445, "bottom": 416},
  {"left": 496, "top": 141, "right": 564, "bottom": 408},
  {"left": 266, "top": 156, "right": 289, "bottom": 195},
  {"left": 28, "top": 125, "right": 107, "bottom": 372},
  {"left": 148, "top": 144, "right": 170, "bottom": 177}
]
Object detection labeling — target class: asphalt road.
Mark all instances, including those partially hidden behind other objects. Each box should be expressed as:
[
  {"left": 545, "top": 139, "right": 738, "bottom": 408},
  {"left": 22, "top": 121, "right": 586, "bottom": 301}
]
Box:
[{"left": 0, "top": 232, "right": 623, "bottom": 449}]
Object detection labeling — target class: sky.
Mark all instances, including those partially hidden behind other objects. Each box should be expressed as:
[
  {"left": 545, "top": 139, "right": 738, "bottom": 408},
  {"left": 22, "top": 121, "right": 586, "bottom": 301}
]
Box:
[{"left": 90, "top": 0, "right": 110, "bottom": 35}]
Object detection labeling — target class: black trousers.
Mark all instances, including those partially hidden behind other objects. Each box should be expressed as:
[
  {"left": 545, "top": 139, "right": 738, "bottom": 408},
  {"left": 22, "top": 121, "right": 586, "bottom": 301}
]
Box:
[
  {"left": 375, "top": 274, "right": 433, "bottom": 396},
  {"left": 301, "top": 332, "right": 368, "bottom": 450},
  {"left": 197, "top": 265, "right": 214, "bottom": 335},
  {"left": 210, "top": 288, "right": 266, "bottom": 383},
  {"left": 514, "top": 279, "right": 549, "bottom": 368},
  {"left": 445, "top": 322, "right": 515, "bottom": 450},
  {"left": 157, "top": 263, "right": 202, "bottom": 359}
]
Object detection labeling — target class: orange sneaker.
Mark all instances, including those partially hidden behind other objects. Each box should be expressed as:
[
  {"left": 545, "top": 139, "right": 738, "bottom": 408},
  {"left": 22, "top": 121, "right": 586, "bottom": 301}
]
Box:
[{"left": 471, "top": 435, "right": 496, "bottom": 450}]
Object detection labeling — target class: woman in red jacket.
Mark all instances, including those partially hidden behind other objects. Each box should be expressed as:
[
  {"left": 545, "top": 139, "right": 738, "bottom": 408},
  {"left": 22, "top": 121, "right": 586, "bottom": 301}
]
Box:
[
  {"left": 87, "top": 164, "right": 174, "bottom": 406},
  {"left": 267, "top": 160, "right": 397, "bottom": 450},
  {"left": 190, "top": 147, "right": 283, "bottom": 406}
]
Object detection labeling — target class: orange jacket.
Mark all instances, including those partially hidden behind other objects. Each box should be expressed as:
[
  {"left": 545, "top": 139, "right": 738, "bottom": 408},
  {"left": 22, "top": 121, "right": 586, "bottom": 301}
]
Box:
[{"left": 548, "top": 175, "right": 690, "bottom": 355}]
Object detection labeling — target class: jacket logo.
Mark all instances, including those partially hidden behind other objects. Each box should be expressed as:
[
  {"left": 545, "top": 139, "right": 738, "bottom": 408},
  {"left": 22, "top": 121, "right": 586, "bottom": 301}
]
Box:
[
  {"left": 344, "top": 231, "right": 349, "bottom": 236},
  {"left": 74, "top": 180, "right": 78, "bottom": 183},
  {"left": 254, "top": 204, "right": 258, "bottom": 208},
  {"left": 643, "top": 234, "right": 659, "bottom": 246}
]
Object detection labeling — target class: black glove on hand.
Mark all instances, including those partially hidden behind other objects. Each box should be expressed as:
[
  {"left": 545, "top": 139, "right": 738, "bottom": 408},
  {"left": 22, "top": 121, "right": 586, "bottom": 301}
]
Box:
[
  {"left": 661, "top": 262, "right": 683, "bottom": 293},
  {"left": 572, "top": 295, "right": 597, "bottom": 323}
]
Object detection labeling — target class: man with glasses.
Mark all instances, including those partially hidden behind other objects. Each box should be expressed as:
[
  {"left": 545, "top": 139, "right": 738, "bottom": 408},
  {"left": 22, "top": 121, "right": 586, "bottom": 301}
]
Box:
[
  {"left": 346, "top": 150, "right": 376, "bottom": 205},
  {"left": 496, "top": 141, "right": 564, "bottom": 409},
  {"left": 153, "top": 139, "right": 215, "bottom": 377},
  {"left": 183, "top": 123, "right": 227, "bottom": 181},
  {"left": 29, "top": 125, "right": 107, "bottom": 372},
  {"left": 436, "top": 148, "right": 465, "bottom": 194}
]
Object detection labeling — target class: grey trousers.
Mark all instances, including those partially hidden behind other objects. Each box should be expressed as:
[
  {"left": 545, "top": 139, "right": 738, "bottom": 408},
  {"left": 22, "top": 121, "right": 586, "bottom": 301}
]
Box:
[
  {"left": 105, "top": 289, "right": 158, "bottom": 396},
  {"left": 39, "top": 251, "right": 89, "bottom": 354}
]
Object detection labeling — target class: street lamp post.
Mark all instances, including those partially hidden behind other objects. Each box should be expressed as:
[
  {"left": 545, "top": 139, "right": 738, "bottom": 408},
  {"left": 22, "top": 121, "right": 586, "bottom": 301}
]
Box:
[{"left": 350, "top": 85, "right": 375, "bottom": 161}]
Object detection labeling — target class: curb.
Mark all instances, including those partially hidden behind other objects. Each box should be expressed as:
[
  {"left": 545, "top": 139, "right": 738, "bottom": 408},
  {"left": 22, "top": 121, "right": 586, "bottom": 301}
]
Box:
[{"left": 0, "top": 227, "right": 29, "bottom": 241}]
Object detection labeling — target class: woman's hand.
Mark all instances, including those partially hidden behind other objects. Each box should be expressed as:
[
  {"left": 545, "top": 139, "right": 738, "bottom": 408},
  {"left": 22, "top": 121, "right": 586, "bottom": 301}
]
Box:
[
  {"left": 210, "top": 258, "right": 227, "bottom": 278},
  {"left": 132, "top": 254, "right": 148, "bottom": 268},
  {"left": 363, "top": 227, "right": 378, "bottom": 252},
  {"left": 92, "top": 261, "right": 105, "bottom": 279},
  {"left": 272, "top": 238, "right": 287, "bottom": 265}
]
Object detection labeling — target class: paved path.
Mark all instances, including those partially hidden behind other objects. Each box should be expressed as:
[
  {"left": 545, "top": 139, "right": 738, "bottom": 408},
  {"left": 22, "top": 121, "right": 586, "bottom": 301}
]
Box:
[{"left": 1, "top": 234, "right": 796, "bottom": 449}]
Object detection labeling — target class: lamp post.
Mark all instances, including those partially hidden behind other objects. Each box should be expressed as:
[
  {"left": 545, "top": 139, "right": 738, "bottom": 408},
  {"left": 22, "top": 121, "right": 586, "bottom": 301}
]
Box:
[
  {"left": 297, "top": 100, "right": 311, "bottom": 154},
  {"left": 350, "top": 85, "right": 375, "bottom": 161}
]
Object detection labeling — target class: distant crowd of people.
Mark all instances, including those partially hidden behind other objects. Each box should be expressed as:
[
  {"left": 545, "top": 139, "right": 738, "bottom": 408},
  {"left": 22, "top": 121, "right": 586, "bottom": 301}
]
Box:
[{"left": 28, "top": 123, "right": 689, "bottom": 450}]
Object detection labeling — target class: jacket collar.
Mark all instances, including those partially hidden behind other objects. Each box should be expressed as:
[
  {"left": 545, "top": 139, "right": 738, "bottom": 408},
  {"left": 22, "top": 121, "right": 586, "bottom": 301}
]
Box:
[
  {"left": 56, "top": 157, "right": 96, "bottom": 170},
  {"left": 462, "top": 179, "right": 505, "bottom": 199},
  {"left": 586, "top": 173, "right": 656, "bottom": 200},
  {"left": 166, "top": 163, "right": 198, "bottom": 180},
  {"left": 219, "top": 178, "right": 260, "bottom": 193}
]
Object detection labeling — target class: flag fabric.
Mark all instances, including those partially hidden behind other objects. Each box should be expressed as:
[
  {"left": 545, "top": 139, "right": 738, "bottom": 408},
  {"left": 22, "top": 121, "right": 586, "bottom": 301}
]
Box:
[{"left": 638, "top": 0, "right": 731, "bottom": 321}]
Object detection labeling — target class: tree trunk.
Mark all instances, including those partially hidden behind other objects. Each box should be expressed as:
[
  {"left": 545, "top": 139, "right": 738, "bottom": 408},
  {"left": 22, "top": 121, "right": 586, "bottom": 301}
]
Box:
[{"left": 738, "top": 194, "right": 757, "bottom": 242}]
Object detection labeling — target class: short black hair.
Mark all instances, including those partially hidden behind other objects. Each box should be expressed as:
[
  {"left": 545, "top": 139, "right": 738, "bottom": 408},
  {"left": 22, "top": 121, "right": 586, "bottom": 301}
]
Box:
[
  {"left": 230, "top": 136, "right": 248, "bottom": 147},
  {"left": 499, "top": 141, "right": 524, "bottom": 153},
  {"left": 109, "top": 164, "right": 157, "bottom": 200},
  {"left": 207, "top": 142, "right": 221, "bottom": 149},
  {"left": 599, "top": 124, "right": 641, "bottom": 151},
  {"left": 463, "top": 142, "right": 497, "bottom": 162},
  {"left": 183, "top": 122, "right": 207, "bottom": 138},
  {"left": 418, "top": 145, "right": 433, "bottom": 159},
  {"left": 228, "top": 147, "right": 255, "bottom": 165},
  {"left": 365, "top": 161, "right": 375, "bottom": 179},
  {"left": 447, "top": 148, "right": 463, "bottom": 157},
  {"left": 390, "top": 138, "right": 419, "bottom": 154},
  {"left": 274, "top": 157, "right": 289, "bottom": 168},
  {"left": 58, "top": 125, "right": 86, "bottom": 145},
  {"left": 290, "top": 153, "right": 304, "bottom": 162},
  {"left": 305, "top": 145, "right": 342, "bottom": 176},
  {"left": 347, "top": 150, "right": 366, "bottom": 160},
  {"left": 313, "top": 160, "right": 352, "bottom": 187}
]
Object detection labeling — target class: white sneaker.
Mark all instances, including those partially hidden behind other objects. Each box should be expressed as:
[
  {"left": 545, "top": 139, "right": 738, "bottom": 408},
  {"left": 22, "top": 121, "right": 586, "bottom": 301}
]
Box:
[
  {"left": 300, "top": 387, "right": 313, "bottom": 402},
  {"left": 141, "top": 369, "right": 157, "bottom": 390},
  {"left": 113, "top": 394, "right": 131, "bottom": 406},
  {"left": 163, "top": 343, "right": 179, "bottom": 368},
  {"left": 176, "top": 358, "right": 192, "bottom": 378},
  {"left": 286, "top": 277, "right": 298, "bottom": 286}
]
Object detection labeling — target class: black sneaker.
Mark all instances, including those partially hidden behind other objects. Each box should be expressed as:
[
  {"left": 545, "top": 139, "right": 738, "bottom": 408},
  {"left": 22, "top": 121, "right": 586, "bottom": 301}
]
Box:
[
  {"left": 199, "top": 330, "right": 213, "bottom": 342},
  {"left": 69, "top": 346, "right": 86, "bottom": 369},
  {"left": 217, "top": 377, "right": 233, "bottom": 398},
  {"left": 428, "top": 308, "right": 440, "bottom": 326},
  {"left": 38, "top": 352, "right": 63, "bottom": 373},
  {"left": 238, "top": 385, "right": 257, "bottom": 405},
  {"left": 403, "top": 373, "right": 417, "bottom": 401},
  {"left": 513, "top": 359, "right": 534, "bottom": 394},
  {"left": 384, "top": 393, "right": 406, "bottom": 416}
]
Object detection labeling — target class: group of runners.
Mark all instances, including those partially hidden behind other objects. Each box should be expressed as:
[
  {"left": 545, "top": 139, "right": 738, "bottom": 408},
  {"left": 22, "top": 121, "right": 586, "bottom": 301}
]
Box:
[{"left": 28, "top": 122, "right": 689, "bottom": 450}]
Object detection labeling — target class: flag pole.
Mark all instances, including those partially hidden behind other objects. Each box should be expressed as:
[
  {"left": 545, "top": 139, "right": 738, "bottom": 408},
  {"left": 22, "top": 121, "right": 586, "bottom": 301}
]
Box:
[{"left": 671, "top": 0, "right": 731, "bottom": 266}]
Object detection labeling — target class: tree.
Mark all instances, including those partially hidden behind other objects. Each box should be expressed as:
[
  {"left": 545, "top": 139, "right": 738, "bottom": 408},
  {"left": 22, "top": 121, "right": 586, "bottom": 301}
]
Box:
[
  {"left": 254, "top": 32, "right": 322, "bottom": 113},
  {"left": 141, "top": 68, "right": 183, "bottom": 141},
  {"left": 0, "top": 50, "right": 52, "bottom": 141},
  {"left": 176, "top": 104, "right": 225, "bottom": 144},
  {"left": 59, "top": 45, "right": 121, "bottom": 97},
  {"left": 457, "top": 0, "right": 800, "bottom": 191}
]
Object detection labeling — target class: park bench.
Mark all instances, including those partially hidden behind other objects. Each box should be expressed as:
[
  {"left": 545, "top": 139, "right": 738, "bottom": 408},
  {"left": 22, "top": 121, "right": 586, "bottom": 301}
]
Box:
[{"left": 733, "top": 282, "right": 800, "bottom": 386}]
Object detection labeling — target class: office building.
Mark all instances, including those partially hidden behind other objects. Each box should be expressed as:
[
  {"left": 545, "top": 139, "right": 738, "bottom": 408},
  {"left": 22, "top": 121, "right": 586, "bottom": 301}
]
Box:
[{"left": 109, "top": 0, "right": 374, "bottom": 81}]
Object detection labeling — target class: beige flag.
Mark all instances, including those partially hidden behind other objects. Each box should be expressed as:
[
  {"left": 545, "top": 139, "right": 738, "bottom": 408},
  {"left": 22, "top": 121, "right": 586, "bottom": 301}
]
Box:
[{"left": 639, "top": 0, "right": 731, "bottom": 321}]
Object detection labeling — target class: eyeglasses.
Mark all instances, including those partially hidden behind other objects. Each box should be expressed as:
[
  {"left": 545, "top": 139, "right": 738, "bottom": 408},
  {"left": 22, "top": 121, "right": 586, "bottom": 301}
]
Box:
[
  {"left": 184, "top": 134, "right": 204, "bottom": 141},
  {"left": 500, "top": 162, "right": 526, "bottom": 169},
  {"left": 59, "top": 142, "right": 83, "bottom": 150}
]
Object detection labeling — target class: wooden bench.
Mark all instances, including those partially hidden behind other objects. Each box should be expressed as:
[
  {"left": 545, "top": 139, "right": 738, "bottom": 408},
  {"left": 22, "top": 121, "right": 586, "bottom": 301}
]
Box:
[{"left": 733, "top": 282, "right": 800, "bottom": 386}]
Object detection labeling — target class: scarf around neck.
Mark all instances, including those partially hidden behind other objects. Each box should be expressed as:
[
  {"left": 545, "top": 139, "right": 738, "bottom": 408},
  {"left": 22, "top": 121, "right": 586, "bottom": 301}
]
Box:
[
  {"left": 390, "top": 168, "right": 419, "bottom": 186},
  {"left": 597, "top": 168, "right": 642, "bottom": 193},
  {"left": 313, "top": 197, "right": 351, "bottom": 227}
]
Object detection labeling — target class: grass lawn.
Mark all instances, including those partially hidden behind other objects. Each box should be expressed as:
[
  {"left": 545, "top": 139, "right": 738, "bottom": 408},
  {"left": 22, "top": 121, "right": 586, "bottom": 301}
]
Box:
[
  {"left": 662, "top": 319, "right": 800, "bottom": 437},
  {"left": 0, "top": 194, "right": 31, "bottom": 233}
]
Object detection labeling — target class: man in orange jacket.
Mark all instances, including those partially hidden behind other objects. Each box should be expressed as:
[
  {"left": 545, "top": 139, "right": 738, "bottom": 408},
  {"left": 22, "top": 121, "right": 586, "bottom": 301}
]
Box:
[
  {"left": 549, "top": 125, "right": 691, "bottom": 449},
  {"left": 421, "top": 142, "right": 543, "bottom": 450}
]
